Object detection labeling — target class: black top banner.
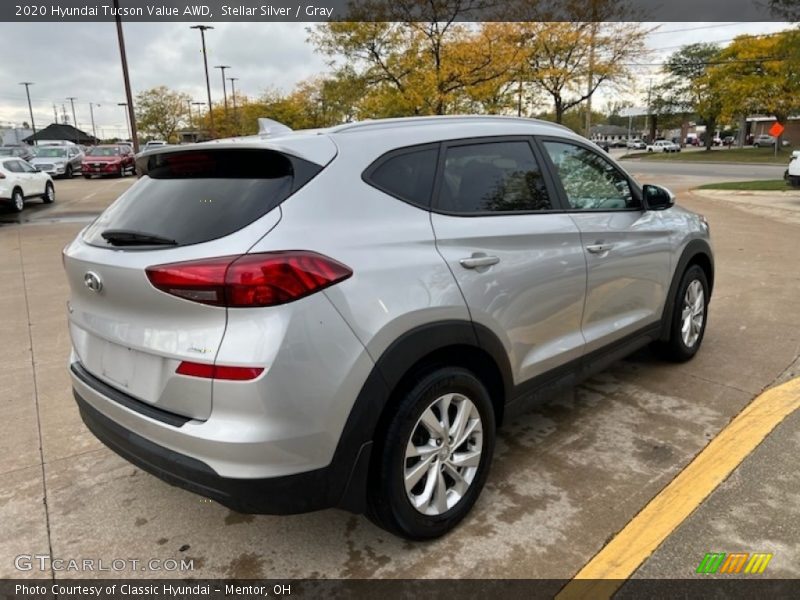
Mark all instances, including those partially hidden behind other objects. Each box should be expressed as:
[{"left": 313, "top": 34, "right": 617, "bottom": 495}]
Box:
[{"left": 1, "top": 0, "right": 796, "bottom": 22}]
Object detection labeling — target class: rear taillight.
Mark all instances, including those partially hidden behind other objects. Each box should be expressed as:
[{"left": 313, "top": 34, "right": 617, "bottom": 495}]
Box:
[
  {"left": 0, "top": 172, "right": 5, "bottom": 179},
  {"left": 145, "top": 251, "right": 352, "bottom": 307},
  {"left": 176, "top": 361, "right": 263, "bottom": 381}
]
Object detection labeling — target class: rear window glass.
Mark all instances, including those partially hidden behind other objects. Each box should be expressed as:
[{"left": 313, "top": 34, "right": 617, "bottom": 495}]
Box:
[
  {"left": 83, "top": 149, "right": 320, "bottom": 248},
  {"left": 364, "top": 146, "right": 437, "bottom": 207}
]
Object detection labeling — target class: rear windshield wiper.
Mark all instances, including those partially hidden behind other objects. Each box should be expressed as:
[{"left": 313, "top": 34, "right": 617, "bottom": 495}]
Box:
[{"left": 101, "top": 229, "right": 177, "bottom": 246}]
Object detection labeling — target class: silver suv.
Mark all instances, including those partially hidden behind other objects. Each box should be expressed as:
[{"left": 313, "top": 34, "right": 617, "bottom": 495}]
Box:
[{"left": 64, "top": 116, "right": 713, "bottom": 539}]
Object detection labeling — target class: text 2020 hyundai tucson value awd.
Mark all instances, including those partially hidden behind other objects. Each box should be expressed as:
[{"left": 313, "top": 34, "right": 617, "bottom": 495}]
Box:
[{"left": 64, "top": 116, "right": 713, "bottom": 539}]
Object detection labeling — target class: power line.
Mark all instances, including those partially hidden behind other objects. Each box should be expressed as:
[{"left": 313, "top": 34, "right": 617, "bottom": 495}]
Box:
[{"left": 649, "top": 23, "right": 743, "bottom": 36}]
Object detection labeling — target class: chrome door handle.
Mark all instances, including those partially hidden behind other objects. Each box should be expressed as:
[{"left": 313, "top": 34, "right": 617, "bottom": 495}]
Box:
[
  {"left": 459, "top": 255, "right": 500, "bottom": 269},
  {"left": 586, "top": 243, "right": 614, "bottom": 255}
]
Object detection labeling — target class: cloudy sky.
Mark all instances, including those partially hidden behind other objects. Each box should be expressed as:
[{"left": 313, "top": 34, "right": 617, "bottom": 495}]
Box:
[{"left": 0, "top": 21, "right": 792, "bottom": 138}]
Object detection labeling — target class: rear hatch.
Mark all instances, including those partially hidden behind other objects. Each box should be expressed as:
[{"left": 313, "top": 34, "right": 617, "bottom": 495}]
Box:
[{"left": 64, "top": 140, "right": 334, "bottom": 420}]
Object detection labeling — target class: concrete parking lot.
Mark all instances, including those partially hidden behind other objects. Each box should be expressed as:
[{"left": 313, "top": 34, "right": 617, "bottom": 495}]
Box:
[{"left": 1, "top": 166, "right": 799, "bottom": 582}]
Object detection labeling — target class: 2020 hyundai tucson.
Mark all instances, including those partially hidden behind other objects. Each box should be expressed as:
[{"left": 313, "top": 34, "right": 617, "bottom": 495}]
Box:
[{"left": 64, "top": 116, "right": 713, "bottom": 539}]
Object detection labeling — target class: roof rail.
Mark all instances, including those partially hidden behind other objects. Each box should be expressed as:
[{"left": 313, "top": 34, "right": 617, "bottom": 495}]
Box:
[{"left": 330, "top": 115, "right": 573, "bottom": 134}]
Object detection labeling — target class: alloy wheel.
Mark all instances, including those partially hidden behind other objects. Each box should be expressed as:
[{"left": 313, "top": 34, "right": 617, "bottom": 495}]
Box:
[
  {"left": 404, "top": 392, "right": 483, "bottom": 516},
  {"left": 681, "top": 279, "right": 705, "bottom": 348}
]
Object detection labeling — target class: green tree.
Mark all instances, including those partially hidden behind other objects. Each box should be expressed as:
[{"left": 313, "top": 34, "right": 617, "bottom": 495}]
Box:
[
  {"left": 651, "top": 43, "right": 723, "bottom": 150},
  {"left": 709, "top": 30, "right": 800, "bottom": 149},
  {"left": 134, "top": 86, "right": 190, "bottom": 143}
]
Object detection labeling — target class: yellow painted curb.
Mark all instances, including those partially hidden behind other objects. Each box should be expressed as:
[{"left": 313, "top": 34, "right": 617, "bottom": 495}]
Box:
[{"left": 558, "top": 376, "right": 800, "bottom": 600}]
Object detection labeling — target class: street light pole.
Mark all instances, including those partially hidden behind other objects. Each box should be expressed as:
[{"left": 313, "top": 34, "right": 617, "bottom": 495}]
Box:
[
  {"left": 192, "top": 102, "right": 206, "bottom": 142},
  {"left": 19, "top": 82, "right": 37, "bottom": 145},
  {"left": 190, "top": 25, "right": 215, "bottom": 135},
  {"left": 214, "top": 65, "right": 230, "bottom": 115},
  {"left": 228, "top": 77, "right": 239, "bottom": 133},
  {"left": 114, "top": 0, "right": 139, "bottom": 152},
  {"left": 227, "top": 77, "right": 238, "bottom": 111}
]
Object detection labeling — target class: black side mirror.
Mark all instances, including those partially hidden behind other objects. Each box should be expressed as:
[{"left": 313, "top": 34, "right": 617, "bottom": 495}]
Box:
[{"left": 643, "top": 184, "right": 675, "bottom": 210}]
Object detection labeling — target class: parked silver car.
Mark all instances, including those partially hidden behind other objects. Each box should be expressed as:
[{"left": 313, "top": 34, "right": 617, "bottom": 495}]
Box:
[
  {"left": 64, "top": 116, "right": 713, "bottom": 539},
  {"left": 31, "top": 145, "right": 84, "bottom": 178}
]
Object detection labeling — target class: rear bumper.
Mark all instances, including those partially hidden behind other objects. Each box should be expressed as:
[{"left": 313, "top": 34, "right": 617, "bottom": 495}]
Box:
[{"left": 74, "top": 385, "right": 354, "bottom": 515}]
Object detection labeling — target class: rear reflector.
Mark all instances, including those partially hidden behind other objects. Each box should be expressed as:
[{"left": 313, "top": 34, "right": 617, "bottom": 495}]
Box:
[
  {"left": 176, "top": 361, "right": 264, "bottom": 381},
  {"left": 145, "top": 251, "right": 352, "bottom": 307}
]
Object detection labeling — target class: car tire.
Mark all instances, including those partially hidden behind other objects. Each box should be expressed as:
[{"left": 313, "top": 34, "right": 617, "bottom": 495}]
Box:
[
  {"left": 65, "top": 165, "right": 73, "bottom": 179},
  {"left": 654, "top": 265, "right": 709, "bottom": 362},
  {"left": 10, "top": 188, "right": 24, "bottom": 213},
  {"left": 366, "top": 366, "right": 496, "bottom": 540},
  {"left": 42, "top": 182, "right": 55, "bottom": 204},
  {"left": 84, "top": 174, "right": 92, "bottom": 179},
  {"left": 118, "top": 165, "right": 124, "bottom": 178}
]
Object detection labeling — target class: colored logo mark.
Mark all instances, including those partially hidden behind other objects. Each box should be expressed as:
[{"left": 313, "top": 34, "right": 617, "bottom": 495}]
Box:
[{"left": 697, "top": 552, "right": 773, "bottom": 574}]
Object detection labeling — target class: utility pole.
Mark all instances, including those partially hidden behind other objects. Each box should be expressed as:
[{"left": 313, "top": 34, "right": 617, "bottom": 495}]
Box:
[
  {"left": 118, "top": 103, "right": 131, "bottom": 139},
  {"left": 19, "top": 82, "right": 37, "bottom": 145},
  {"left": 114, "top": 0, "right": 139, "bottom": 152},
  {"left": 52, "top": 104, "right": 58, "bottom": 123},
  {"left": 66, "top": 97, "right": 78, "bottom": 131},
  {"left": 88, "top": 103, "right": 99, "bottom": 142},
  {"left": 190, "top": 25, "right": 215, "bottom": 135},
  {"left": 215, "top": 65, "right": 230, "bottom": 115},
  {"left": 645, "top": 78, "right": 654, "bottom": 142},
  {"left": 187, "top": 98, "right": 194, "bottom": 130}
]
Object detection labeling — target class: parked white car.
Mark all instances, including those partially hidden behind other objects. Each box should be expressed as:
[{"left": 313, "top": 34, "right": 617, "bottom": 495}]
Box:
[
  {"left": 627, "top": 139, "right": 646, "bottom": 150},
  {"left": 787, "top": 150, "right": 800, "bottom": 188},
  {"left": 0, "top": 157, "right": 55, "bottom": 212},
  {"left": 647, "top": 140, "right": 681, "bottom": 153}
]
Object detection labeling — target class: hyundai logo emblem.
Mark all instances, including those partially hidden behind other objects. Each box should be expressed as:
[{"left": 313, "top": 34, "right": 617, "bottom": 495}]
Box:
[{"left": 84, "top": 271, "right": 103, "bottom": 293}]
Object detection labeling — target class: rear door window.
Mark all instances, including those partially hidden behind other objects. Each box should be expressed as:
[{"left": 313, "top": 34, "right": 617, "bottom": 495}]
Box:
[
  {"left": 83, "top": 149, "right": 321, "bottom": 248},
  {"left": 436, "top": 140, "right": 552, "bottom": 213}
]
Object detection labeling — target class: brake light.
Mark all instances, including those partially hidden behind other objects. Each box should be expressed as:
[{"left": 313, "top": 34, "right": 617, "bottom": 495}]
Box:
[
  {"left": 146, "top": 251, "right": 352, "bottom": 307},
  {"left": 176, "top": 361, "right": 264, "bottom": 381}
]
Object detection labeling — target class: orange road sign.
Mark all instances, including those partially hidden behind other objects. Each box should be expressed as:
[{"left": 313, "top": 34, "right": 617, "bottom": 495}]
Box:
[{"left": 769, "top": 122, "right": 785, "bottom": 137}]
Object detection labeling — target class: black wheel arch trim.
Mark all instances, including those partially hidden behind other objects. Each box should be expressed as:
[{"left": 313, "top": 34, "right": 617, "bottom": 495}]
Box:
[
  {"left": 659, "top": 238, "right": 714, "bottom": 341},
  {"left": 334, "top": 319, "right": 512, "bottom": 513}
]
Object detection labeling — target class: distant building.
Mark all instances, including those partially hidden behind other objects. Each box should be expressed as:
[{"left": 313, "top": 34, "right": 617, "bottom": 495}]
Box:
[
  {"left": 0, "top": 127, "right": 34, "bottom": 145},
  {"left": 23, "top": 123, "right": 98, "bottom": 145},
  {"left": 590, "top": 124, "right": 632, "bottom": 143}
]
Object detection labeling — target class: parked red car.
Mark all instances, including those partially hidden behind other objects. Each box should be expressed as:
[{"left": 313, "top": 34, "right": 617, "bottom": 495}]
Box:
[{"left": 82, "top": 145, "right": 135, "bottom": 178}]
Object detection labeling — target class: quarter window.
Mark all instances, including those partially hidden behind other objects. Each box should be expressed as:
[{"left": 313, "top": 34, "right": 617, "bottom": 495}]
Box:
[
  {"left": 366, "top": 147, "right": 437, "bottom": 207},
  {"left": 543, "top": 141, "right": 638, "bottom": 210},
  {"left": 438, "top": 141, "right": 551, "bottom": 214},
  {"left": 4, "top": 160, "right": 22, "bottom": 173}
]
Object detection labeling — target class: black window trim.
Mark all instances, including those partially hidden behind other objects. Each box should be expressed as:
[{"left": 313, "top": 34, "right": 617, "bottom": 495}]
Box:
[
  {"left": 532, "top": 135, "right": 645, "bottom": 214},
  {"left": 430, "top": 135, "right": 568, "bottom": 217},
  {"left": 361, "top": 142, "right": 440, "bottom": 210}
]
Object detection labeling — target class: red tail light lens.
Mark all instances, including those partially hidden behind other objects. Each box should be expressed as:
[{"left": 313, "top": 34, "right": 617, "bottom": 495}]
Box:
[
  {"left": 176, "top": 361, "right": 263, "bottom": 381},
  {"left": 145, "top": 251, "right": 352, "bottom": 307}
]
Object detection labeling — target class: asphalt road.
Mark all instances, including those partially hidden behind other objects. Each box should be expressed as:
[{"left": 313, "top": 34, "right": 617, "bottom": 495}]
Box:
[{"left": 1, "top": 169, "right": 798, "bottom": 583}]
